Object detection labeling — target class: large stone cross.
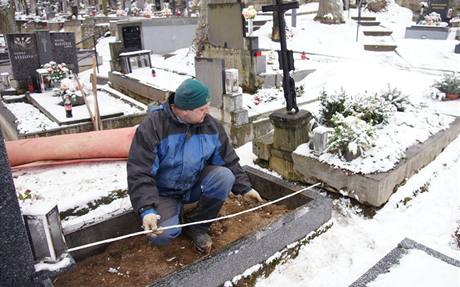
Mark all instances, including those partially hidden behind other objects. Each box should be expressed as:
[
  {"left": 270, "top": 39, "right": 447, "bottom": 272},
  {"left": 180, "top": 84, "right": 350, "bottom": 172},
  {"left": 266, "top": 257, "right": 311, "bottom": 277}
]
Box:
[{"left": 262, "top": 0, "right": 299, "bottom": 114}]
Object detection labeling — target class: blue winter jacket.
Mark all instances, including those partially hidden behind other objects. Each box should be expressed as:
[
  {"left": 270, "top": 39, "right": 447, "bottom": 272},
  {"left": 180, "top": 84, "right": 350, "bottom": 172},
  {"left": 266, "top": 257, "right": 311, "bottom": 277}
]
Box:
[{"left": 127, "top": 95, "right": 252, "bottom": 214}]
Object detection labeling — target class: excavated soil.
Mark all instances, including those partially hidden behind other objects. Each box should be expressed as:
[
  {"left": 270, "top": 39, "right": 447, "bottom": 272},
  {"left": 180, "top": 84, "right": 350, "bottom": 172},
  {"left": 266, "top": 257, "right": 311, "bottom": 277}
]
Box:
[{"left": 53, "top": 194, "right": 290, "bottom": 287}]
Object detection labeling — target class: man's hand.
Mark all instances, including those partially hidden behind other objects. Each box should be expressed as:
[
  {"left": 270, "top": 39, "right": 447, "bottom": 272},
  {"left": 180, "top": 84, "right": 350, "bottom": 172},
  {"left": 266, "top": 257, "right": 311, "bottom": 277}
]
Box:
[
  {"left": 142, "top": 213, "right": 163, "bottom": 237},
  {"left": 244, "top": 189, "right": 263, "bottom": 202}
]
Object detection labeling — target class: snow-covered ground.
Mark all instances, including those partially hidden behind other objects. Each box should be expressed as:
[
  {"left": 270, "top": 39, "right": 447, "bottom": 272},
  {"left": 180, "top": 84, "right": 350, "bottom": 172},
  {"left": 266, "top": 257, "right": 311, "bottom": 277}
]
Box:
[{"left": 8, "top": 2, "right": 460, "bottom": 285}]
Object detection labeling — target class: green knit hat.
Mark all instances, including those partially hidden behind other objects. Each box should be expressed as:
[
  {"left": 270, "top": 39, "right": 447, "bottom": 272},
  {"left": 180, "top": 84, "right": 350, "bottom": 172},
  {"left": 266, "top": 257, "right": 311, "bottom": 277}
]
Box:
[{"left": 174, "top": 79, "right": 211, "bottom": 110}]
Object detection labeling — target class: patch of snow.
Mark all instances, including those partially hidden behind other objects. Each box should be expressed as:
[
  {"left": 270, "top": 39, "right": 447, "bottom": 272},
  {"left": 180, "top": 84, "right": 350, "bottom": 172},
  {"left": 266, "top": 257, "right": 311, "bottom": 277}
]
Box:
[{"left": 4, "top": 102, "right": 59, "bottom": 133}]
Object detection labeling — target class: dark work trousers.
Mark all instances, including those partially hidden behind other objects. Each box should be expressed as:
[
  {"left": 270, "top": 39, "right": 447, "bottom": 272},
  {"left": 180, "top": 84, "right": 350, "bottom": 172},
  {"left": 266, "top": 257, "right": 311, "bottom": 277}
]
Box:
[{"left": 148, "top": 165, "right": 235, "bottom": 245}]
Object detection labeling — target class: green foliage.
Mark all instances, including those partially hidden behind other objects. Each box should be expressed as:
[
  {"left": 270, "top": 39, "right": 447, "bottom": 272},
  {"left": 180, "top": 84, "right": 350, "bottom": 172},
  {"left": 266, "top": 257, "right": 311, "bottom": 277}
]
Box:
[
  {"left": 319, "top": 90, "right": 394, "bottom": 127},
  {"left": 381, "top": 85, "right": 410, "bottom": 112},
  {"left": 319, "top": 89, "right": 352, "bottom": 127},
  {"left": 17, "top": 189, "right": 42, "bottom": 202},
  {"left": 318, "top": 88, "right": 401, "bottom": 160},
  {"left": 352, "top": 93, "right": 395, "bottom": 125},
  {"left": 329, "top": 114, "right": 376, "bottom": 159},
  {"left": 434, "top": 73, "right": 460, "bottom": 94}
]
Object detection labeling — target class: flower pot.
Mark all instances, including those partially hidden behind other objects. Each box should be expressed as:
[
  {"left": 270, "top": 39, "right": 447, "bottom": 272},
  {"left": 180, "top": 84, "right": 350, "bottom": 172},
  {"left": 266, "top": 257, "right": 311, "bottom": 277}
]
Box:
[{"left": 446, "top": 93, "right": 460, "bottom": 101}]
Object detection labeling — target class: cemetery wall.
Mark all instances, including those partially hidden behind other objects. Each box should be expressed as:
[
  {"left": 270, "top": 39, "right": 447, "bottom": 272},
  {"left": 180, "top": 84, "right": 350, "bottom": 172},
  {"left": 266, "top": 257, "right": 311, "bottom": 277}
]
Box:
[
  {"left": 141, "top": 19, "right": 197, "bottom": 54},
  {"left": 115, "top": 17, "right": 198, "bottom": 54}
]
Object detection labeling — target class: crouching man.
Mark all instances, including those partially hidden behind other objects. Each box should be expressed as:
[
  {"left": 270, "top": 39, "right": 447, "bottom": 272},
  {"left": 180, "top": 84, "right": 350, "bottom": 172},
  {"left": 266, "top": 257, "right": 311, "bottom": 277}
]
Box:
[{"left": 127, "top": 79, "right": 262, "bottom": 252}]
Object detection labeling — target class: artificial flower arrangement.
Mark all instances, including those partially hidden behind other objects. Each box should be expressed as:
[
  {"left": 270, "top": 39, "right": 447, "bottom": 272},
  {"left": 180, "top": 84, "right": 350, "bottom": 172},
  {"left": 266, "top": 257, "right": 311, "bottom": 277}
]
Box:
[
  {"left": 43, "top": 61, "right": 69, "bottom": 83},
  {"left": 242, "top": 5, "right": 257, "bottom": 20},
  {"left": 161, "top": 7, "right": 172, "bottom": 17}
]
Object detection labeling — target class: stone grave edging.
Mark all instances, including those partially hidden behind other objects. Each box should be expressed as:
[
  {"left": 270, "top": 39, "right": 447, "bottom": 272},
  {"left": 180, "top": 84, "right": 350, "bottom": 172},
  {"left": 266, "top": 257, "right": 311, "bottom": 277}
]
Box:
[
  {"left": 292, "top": 117, "right": 460, "bottom": 207},
  {"left": 349, "top": 238, "right": 460, "bottom": 287}
]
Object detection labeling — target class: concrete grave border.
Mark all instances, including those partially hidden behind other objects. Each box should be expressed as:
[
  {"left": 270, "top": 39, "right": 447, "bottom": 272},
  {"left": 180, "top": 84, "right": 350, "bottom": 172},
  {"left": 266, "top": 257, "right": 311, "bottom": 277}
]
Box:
[
  {"left": 293, "top": 117, "right": 460, "bottom": 207},
  {"left": 349, "top": 238, "right": 460, "bottom": 287},
  {"left": 0, "top": 87, "right": 147, "bottom": 140},
  {"left": 59, "top": 166, "right": 331, "bottom": 287}
]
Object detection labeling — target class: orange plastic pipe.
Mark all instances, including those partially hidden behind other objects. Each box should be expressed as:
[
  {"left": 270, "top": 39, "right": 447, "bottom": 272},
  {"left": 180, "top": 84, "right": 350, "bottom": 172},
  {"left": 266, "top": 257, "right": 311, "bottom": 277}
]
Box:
[{"left": 5, "top": 127, "right": 136, "bottom": 168}]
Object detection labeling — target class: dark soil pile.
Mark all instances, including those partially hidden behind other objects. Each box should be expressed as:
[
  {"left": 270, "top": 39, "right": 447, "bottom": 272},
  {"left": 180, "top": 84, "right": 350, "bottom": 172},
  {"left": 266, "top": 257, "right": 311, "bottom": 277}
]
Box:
[{"left": 53, "top": 195, "right": 290, "bottom": 287}]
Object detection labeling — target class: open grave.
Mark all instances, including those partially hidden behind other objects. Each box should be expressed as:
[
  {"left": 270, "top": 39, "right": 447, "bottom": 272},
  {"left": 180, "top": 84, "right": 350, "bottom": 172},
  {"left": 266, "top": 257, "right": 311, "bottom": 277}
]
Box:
[{"left": 23, "top": 166, "right": 331, "bottom": 287}]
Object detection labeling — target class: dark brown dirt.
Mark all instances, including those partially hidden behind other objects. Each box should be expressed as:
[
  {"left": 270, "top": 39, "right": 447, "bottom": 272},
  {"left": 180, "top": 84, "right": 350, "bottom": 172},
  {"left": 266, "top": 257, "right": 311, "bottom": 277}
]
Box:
[{"left": 53, "top": 195, "right": 289, "bottom": 287}]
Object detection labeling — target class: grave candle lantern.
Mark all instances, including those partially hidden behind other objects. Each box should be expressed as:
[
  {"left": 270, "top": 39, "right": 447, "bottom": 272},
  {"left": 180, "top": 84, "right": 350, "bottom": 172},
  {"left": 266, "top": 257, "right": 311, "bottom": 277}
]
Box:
[{"left": 22, "top": 203, "right": 67, "bottom": 262}]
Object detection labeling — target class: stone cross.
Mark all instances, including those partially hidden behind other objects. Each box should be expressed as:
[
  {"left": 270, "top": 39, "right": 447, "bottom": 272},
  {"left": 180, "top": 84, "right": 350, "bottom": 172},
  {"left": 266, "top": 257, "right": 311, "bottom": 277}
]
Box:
[
  {"left": 291, "top": 8, "right": 297, "bottom": 27},
  {"left": 262, "top": 0, "right": 299, "bottom": 114}
]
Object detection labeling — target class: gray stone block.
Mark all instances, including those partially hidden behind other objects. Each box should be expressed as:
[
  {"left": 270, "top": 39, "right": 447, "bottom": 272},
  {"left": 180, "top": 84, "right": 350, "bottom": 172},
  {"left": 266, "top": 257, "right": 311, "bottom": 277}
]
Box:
[
  {"left": 455, "top": 44, "right": 460, "bottom": 54},
  {"left": 223, "top": 93, "right": 243, "bottom": 112},
  {"left": 312, "top": 126, "right": 333, "bottom": 155},
  {"left": 270, "top": 109, "right": 312, "bottom": 152},
  {"left": 261, "top": 73, "right": 277, "bottom": 89},
  {"left": 256, "top": 55, "right": 266, "bottom": 74},
  {"left": 231, "top": 108, "right": 249, "bottom": 126},
  {"left": 195, "top": 57, "right": 225, "bottom": 109},
  {"left": 253, "top": 131, "right": 274, "bottom": 161},
  {"left": 404, "top": 25, "right": 449, "bottom": 40}
]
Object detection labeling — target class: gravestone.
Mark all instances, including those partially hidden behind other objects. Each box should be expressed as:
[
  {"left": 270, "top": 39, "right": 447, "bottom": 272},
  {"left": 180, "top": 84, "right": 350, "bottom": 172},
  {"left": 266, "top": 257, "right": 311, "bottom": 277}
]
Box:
[
  {"left": 35, "top": 30, "right": 53, "bottom": 65},
  {"left": 404, "top": 25, "right": 449, "bottom": 40},
  {"left": 207, "top": 1, "right": 245, "bottom": 49},
  {"left": 50, "top": 32, "right": 79, "bottom": 74},
  {"left": 81, "top": 18, "right": 96, "bottom": 49},
  {"left": 204, "top": 0, "right": 265, "bottom": 92},
  {"left": 121, "top": 25, "right": 143, "bottom": 52},
  {"left": 0, "top": 132, "right": 40, "bottom": 286},
  {"left": 6, "top": 33, "right": 41, "bottom": 87},
  {"left": 455, "top": 43, "right": 460, "bottom": 54},
  {"left": 428, "top": 0, "right": 449, "bottom": 22},
  {"left": 195, "top": 57, "right": 225, "bottom": 109},
  {"left": 7, "top": 31, "right": 79, "bottom": 89}
]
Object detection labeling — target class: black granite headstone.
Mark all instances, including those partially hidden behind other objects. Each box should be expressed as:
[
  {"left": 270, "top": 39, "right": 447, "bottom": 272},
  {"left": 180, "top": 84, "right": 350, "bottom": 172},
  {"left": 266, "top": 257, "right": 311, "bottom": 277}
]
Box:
[
  {"left": 121, "top": 25, "right": 142, "bottom": 52},
  {"left": 428, "top": 0, "right": 449, "bottom": 22},
  {"left": 6, "top": 33, "right": 41, "bottom": 86},
  {"left": 455, "top": 43, "right": 460, "bottom": 54},
  {"left": 0, "top": 132, "right": 37, "bottom": 286},
  {"left": 35, "top": 30, "right": 53, "bottom": 65},
  {"left": 50, "top": 32, "right": 79, "bottom": 74}
]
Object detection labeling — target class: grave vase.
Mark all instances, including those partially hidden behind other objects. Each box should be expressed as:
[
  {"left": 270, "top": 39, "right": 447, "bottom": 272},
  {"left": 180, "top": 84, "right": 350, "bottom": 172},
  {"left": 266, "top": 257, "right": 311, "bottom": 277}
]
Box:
[
  {"left": 51, "top": 79, "right": 62, "bottom": 89},
  {"left": 446, "top": 93, "right": 460, "bottom": 101}
]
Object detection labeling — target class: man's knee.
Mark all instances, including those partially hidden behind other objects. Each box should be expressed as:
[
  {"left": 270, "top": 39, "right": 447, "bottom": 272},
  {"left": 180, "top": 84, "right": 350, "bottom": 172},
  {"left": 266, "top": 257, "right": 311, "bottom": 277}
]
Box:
[{"left": 201, "top": 166, "right": 235, "bottom": 199}]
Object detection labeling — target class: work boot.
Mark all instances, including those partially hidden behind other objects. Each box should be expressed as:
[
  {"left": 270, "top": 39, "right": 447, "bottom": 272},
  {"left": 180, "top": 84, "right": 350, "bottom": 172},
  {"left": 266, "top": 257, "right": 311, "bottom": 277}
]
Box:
[{"left": 183, "top": 227, "right": 212, "bottom": 253}]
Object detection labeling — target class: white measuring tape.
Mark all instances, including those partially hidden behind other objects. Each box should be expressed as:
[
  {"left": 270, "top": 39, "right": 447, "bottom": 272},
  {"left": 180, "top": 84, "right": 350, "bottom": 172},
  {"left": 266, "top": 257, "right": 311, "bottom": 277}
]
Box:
[{"left": 67, "top": 182, "right": 321, "bottom": 253}]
